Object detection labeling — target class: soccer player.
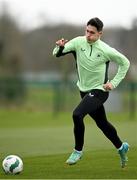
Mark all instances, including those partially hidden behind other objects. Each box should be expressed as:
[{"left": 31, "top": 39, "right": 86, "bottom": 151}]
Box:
[{"left": 53, "top": 17, "right": 130, "bottom": 168}]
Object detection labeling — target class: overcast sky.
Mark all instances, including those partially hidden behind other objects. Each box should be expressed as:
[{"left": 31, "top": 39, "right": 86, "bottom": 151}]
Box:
[{"left": 0, "top": 0, "right": 137, "bottom": 30}]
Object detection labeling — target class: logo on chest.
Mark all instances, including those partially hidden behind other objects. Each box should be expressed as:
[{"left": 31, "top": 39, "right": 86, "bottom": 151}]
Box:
[
  {"left": 97, "top": 54, "right": 101, "bottom": 57},
  {"left": 88, "top": 53, "right": 102, "bottom": 60},
  {"left": 81, "top": 48, "right": 86, "bottom": 51}
]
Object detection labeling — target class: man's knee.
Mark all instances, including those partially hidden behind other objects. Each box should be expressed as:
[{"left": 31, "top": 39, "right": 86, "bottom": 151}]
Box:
[{"left": 72, "top": 109, "right": 83, "bottom": 122}]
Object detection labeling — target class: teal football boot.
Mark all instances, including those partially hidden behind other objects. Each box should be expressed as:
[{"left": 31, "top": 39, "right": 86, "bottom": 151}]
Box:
[
  {"left": 118, "top": 142, "right": 129, "bottom": 168},
  {"left": 66, "top": 149, "right": 83, "bottom": 165}
]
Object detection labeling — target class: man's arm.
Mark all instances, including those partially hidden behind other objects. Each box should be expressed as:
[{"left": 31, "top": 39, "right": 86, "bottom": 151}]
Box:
[
  {"left": 53, "top": 38, "right": 76, "bottom": 57},
  {"left": 104, "top": 47, "right": 130, "bottom": 89}
]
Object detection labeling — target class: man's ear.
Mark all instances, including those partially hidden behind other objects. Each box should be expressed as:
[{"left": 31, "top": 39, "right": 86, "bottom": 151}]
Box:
[{"left": 99, "top": 31, "right": 103, "bottom": 36}]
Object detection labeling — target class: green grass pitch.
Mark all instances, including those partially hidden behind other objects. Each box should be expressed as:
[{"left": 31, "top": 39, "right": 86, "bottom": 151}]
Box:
[{"left": 0, "top": 110, "right": 136, "bottom": 179}]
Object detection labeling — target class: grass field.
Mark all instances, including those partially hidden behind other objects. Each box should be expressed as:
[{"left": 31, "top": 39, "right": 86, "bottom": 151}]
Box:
[{"left": 0, "top": 109, "right": 137, "bottom": 179}]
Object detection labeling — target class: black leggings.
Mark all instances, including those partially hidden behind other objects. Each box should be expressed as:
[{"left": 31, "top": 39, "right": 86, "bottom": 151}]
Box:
[{"left": 72, "top": 89, "right": 122, "bottom": 151}]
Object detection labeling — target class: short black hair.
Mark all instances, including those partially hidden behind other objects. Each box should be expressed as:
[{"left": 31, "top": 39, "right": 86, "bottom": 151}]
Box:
[{"left": 87, "top": 17, "right": 104, "bottom": 32}]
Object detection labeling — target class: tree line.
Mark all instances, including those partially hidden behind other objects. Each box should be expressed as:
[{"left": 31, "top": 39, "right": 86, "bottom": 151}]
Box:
[{"left": 0, "top": 8, "right": 137, "bottom": 101}]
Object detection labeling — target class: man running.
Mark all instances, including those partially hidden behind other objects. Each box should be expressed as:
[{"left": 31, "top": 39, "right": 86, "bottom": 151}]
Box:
[{"left": 53, "top": 17, "right": 130, "bottom": 168}]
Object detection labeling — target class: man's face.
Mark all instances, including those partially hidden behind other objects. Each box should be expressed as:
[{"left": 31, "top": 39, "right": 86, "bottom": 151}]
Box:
[{"left": 85, "top": 25, "right": 102, "bottom": 43}]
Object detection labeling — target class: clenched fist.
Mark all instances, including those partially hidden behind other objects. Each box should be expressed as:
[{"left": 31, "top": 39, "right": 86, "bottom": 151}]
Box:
[
  {"left": 103, "top": 82, "right": 114, "bottom": 91},
  {"left": 56, "top": 38, "right": 68, "bottom": 47}
]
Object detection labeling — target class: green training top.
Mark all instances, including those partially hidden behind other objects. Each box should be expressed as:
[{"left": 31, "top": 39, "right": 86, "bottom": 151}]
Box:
[{"left": 53, "top": 36, "right": 130, "bottom": 92}]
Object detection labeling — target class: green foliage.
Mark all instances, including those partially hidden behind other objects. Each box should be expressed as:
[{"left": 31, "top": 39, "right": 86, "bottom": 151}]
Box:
[
  {"left": 0, "top": 77, "right": 26, "bottom": 101},
  {"left": 0, "top": 9, "right": 26, "bottom": 102}
]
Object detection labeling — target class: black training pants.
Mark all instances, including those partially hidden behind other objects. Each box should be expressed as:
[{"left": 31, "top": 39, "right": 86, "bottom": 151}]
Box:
[{"left": 72, "top": 89, "right": 122, "bottom": 151}]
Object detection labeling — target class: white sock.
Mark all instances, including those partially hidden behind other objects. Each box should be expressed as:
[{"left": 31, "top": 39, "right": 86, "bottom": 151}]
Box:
[
  {"left": 118, "top": 143, "right": 123, "bottom": 150},
  {"left": 74, "top": 149, "right": 82, "bottom": 153}
]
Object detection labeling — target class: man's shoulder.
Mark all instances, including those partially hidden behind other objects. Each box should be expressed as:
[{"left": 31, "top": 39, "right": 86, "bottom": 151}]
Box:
[
  {"left": 98, "top": 39, "right": 114, "bottom": 54},
  {"left": 99, "top": 39, "right": 111, "bottom": 49},
  {"left": 72, "top": 36, "right": 85, "bottom": 42}
]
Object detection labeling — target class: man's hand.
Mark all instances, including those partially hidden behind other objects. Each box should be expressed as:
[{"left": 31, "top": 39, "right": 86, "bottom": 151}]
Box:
[
  {"left": 56, "top": 38, "right": 68, "bottom": 46},
  {"left": 103, "top": 82, "right": 114, "bottom": 91}
]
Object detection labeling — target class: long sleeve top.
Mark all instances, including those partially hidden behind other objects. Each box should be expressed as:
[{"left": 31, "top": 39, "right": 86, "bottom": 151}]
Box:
[{"left": 53, "top": 36, "right": 130, "bottom": 92}]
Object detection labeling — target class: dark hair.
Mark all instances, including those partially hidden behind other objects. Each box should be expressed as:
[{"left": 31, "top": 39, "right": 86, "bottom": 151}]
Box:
[{"left": 87, "top": 17, "right": 103, "bottom": 32}]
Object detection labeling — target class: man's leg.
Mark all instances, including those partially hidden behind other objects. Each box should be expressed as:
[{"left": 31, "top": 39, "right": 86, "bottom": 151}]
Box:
[
  {"left": 89, "top": 106, "right": 122, "bottom": 148},
  {"left": 73, "top": 93, "right": 106, "bottom": 151},
  {"left": 66, "top": 92, "right": 107, "bottom": 165},
  {"left": 89, "top": 106, "right": 129, "bottom": 168}
]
